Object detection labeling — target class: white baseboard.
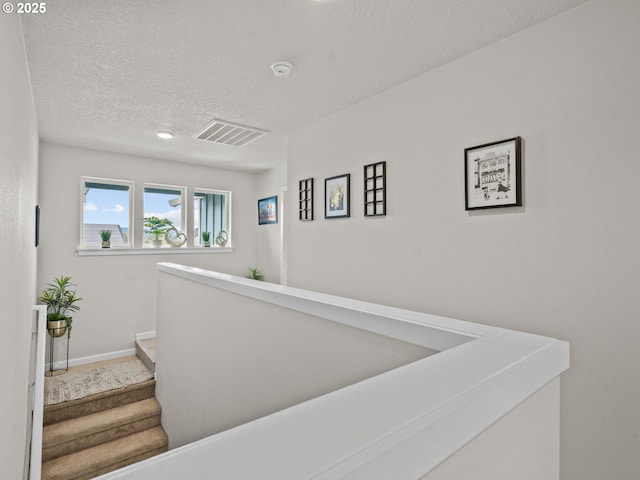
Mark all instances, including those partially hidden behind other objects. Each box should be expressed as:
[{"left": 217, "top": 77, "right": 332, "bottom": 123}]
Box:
[
  {"left": 46, "top": 348, "right": 136, "bottom": 371},
  {"left": 135, "top": 330, "right": 156, "bottom": 341}
]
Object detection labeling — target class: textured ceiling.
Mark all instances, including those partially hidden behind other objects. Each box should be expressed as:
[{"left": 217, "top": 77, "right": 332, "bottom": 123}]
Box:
[{"left": 21, "top": 0, "right": 588, "bottom": 171}]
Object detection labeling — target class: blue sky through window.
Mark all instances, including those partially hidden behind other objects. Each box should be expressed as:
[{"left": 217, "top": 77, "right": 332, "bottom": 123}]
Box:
[
  {"left": 83, "top": 189, "right": 182, "bottom": 227},
  {"left": 83, "top": 187, "right": 129, "bottom": 227},
  {"left": 143, "top": 189, "right": 182, "bottom": 230}
]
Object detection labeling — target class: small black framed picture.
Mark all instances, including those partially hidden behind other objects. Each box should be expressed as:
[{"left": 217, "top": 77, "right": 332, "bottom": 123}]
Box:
[
  {"left": 464, "top": 136, "right": 522, "bottom": 210},
  {"left": 325, "top": 174, "right": 350, "bottom": 219},
  {"left": 299, "top": 178, "right": 314, "bottom": 221},
  {"left": 35, "top": 205, "right": 40, "bottom": 247},
  {"left": 258, "top": 195, "right": 278, "bottom": 225},
  {"left": 364, "top": 161, "right": 386, "bottom": 217}
]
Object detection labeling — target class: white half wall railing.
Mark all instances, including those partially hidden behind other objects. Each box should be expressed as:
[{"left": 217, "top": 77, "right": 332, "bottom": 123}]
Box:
[
  {"left": 29, "top": 305, "right": 47, "bottom": 480},
  {"left": 96, "top": 263, "right": 569, "bottom": 480}
]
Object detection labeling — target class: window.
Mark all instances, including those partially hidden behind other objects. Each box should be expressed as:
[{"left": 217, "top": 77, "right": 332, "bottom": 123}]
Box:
[
  {"left": 81, "top": 178, "right": 133, "bottom": 247},
  {"left": 143, "top": 184, "right": 186, "bottom": 248},
  {"left": 194, "top": 189, "right": 231, "bottom": 246},
  {"left": 79, "top": 177, "right": 231, "bottom": 253}
]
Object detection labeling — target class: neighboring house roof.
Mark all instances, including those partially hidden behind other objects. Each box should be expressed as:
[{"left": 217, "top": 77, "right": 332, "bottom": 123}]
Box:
[{"left": 84, "top": 224, "right": 127, "bottom": 247}]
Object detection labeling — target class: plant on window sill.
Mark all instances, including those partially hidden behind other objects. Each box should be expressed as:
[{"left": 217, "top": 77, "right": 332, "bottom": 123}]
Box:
[
  {"left": 100, "top": 229, "right": 111, "bottom": 248},
  {"left": 144, "top": 216, "right": 174, "bottom": 248},
  {"left": 201, "top": 231, "right": 211, "bottom": 247}
]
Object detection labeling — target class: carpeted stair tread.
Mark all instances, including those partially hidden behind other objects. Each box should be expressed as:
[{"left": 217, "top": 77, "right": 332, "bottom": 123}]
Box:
[
  {"left": 44, "top": 379, "right": 156, "bottom": 426},
  {"left": 42, "top": 426, "right": 168, "bottom": 480},
  {"left": 43, "top": 397, "right": 162, "bottom": 461},
  {"left": 45, "top": 359, "right": 153, "bottom": 406}
]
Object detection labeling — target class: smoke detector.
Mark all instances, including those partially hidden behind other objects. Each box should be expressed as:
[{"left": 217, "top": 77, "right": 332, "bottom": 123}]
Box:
[{"left": 271, "top": 61, "right": 293, "bottom": 78}]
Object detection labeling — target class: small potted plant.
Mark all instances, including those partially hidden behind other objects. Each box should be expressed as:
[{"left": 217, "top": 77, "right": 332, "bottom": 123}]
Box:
[
  {"left": 100, "top": 229, "right": 112, "bottom": 248},
  {"left": 39, "top": 275, "right": 82, "bottom": 338},
  {"left": 144, "top": 216, "right": 174, "bottom": 248},
  {"left": 201, "top": 231, "right": 211, "bottom": 247},
  {"left": 248, "top": 267, "right": 264, "bottom": 281}
]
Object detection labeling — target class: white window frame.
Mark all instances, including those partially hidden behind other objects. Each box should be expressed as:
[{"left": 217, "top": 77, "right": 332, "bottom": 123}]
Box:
[
  {"left": 80, "top": 177, "right": 134, "bottom": 248},
  {"left": 77, "top": 178, "right": 234, "bottom": 256},
  {"left": 193, "top": 187, "right": 232, "bottom": 247},
  {"left": 143, "top": 183, "right": 187, "bottom": 248}
]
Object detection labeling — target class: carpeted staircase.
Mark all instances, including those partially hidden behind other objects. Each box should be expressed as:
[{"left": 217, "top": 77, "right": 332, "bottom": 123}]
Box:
[{"left": 42, "top": 355, "right": 167, "bottom": 480}]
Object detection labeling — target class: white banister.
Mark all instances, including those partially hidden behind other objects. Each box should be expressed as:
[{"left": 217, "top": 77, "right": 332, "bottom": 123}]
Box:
[
  {"left": 95, "top": 263, "right": 569, "bottom": 479},
  {"left": 29, "top": 305, "right": 47, "bottom": 480}
]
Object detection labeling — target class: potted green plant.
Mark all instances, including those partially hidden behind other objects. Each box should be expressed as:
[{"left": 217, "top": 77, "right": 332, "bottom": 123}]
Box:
[
  {"left": 39, "top": 275, "right": 82, "bottom": 338},
  {"left": 144, "top": 216, "right": 174, "bottom": 248},
  {"left": 201, "top": 231, "right": 211, "bottom": 247},
  {"left": 248, "top": 267, "right": 264, "bottom": 281},
  {"left": 100, "top": 229, "right": 112, "bottom": 248}
]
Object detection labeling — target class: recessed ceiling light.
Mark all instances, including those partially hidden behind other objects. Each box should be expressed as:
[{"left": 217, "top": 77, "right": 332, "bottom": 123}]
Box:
[
  {"left": 156, "top": 131, "right": 174, "bottom": 139},
  {"left": 271, "top": 61, "right": 293, "bottom": 78}
]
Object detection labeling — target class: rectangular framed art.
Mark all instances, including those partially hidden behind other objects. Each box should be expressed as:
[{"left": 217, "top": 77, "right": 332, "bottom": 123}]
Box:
[
  {"left": 35, "top": 205, "right": 40, "bottom": 247},
  {"left": 298, "top": 178, "right": 314, "bottom": 221},
  {"left": 465, "top": 136, "right": 522, "bottom": 210},
  {"left": 364, "top": 161, "right": 386, "bottom": 216},
  {"left": 325, "top": 174, "right": 350, "bottom": 218},
  {"left": 258, "top": 195, "right": 278, "bottom": 225}
]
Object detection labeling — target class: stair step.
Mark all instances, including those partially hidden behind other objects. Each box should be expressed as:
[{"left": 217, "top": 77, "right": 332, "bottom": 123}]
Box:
[
  {"left": 42, "top": 426, "right": 168, "bottom": 480},
  {"left": 135, "top": 337, "right": 156, "bottom": 374},
  {"left": 43, "top": 397, "right": 162, "bottom": 461},
  {"left": 44, "top": 379, "right": 156, "bottom": 426}
]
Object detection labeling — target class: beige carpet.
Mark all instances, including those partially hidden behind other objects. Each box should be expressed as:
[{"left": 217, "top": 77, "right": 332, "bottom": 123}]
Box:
[{"left": 44, "top": 359, "right": 153, "bottom": 405}]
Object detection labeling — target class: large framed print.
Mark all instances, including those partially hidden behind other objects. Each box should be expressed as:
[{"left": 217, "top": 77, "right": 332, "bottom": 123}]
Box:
[
  {"left": 258, "top": 195, "right": 278, "bottom": 225},
  {"left": 465, "top": 136, "right": 522, "bottom": 210},
  {"left": 325, "top": 174, "right": 350, "bottom": 218}
]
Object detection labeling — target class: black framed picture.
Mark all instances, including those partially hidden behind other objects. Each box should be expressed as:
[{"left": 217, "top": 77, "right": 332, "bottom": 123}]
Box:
[
  {"left": 325, "top": 174, "right": 350, "bottom": 218},
  {"left": 258, "top": 195, "right": 278, "bottom": 225},
  {"left": 465, "top": 137, "right": 522, "bottom": 210},
  {"left": 35, "top": 205, "right": 40, "bottom": 247},
  {"left": 299, "top": 178, "right": 314, "bottom": 221},
  {"left": 364, "top": 161, "right": 386, "bottom": 216}
]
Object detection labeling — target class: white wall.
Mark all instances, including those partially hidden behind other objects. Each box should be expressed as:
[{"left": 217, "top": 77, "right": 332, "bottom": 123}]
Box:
[
  {"left": 286, "top": 1, "right": 640, "bottom": 479},
  {"left": 37, "top": 142, "right": 259, "bottom": 361},
  {"left": 255, "top": 163, "right": 287, "bottom": 283},
  {"left": 155, "top": 269, "right": 431, "bottom": 449},
  {"left": 422, "top": 379, "right": 559, "bottom": 480},
  {"left": 0, "top": 14, "right": 39, "bottom": 480}
]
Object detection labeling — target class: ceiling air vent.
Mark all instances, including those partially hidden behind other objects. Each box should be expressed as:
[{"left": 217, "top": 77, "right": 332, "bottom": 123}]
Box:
[{"left": 192, "top": 118, "right": 268, "bottom": 147}]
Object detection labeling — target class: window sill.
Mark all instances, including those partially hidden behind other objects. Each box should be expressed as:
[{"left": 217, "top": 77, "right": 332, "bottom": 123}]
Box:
[{"left": 77, "top": 247, "right": 234, "bottom": 257}]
